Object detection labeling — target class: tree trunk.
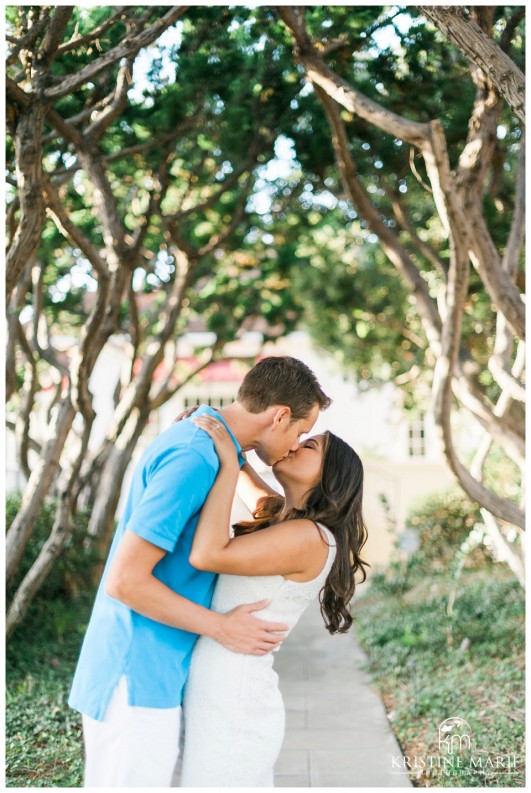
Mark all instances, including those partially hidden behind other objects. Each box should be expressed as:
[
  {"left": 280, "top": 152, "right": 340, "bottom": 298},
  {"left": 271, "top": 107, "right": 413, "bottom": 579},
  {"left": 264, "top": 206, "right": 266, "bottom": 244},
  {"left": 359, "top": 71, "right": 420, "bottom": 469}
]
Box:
[
  {"left": 6, "top": 102, "right": 47, "bottom": 297},
  {"left": 6, "top": 418, "right": 93, "bottom": 637},
  {"left": 6, "top": 6, "right": 73, "bottom": 296},
  {"left": 6, "top": 398, "right": 76, "bottom": 585},
  {"left": 480, "top": 509, "right": 525, "bottom": 587},
  {"left": 419, "top": 6, "right": 525, "bottom": 122}
]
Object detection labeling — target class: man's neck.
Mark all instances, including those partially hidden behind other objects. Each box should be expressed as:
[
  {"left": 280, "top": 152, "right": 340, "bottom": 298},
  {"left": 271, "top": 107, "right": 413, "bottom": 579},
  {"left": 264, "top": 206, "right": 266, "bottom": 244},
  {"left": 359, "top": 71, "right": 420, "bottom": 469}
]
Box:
[{"left": 218, "top": 402, "right": 265, "bottom": 451}]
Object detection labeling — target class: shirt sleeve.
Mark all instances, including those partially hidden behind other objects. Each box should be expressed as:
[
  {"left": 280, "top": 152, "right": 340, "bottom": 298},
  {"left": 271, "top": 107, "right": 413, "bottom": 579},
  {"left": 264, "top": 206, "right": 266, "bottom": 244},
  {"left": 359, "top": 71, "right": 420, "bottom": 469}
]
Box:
[{"left": 126, "top": 446, "right": 217, "bottom": 553}]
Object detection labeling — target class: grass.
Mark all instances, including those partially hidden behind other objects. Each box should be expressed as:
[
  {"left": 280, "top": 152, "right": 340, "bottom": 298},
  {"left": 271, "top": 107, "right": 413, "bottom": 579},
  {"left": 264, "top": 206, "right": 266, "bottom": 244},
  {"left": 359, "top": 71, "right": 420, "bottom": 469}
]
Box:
[
  {"left": 352, "top": 561, "right": 525, "bottom": 787},
  {"left": 6, "top": 593, "right": 94, "bottom": 787}
]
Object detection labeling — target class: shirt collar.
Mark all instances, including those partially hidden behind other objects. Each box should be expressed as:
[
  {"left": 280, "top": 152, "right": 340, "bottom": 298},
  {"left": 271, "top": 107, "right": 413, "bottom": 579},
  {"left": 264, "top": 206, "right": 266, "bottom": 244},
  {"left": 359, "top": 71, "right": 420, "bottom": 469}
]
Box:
[{"left": 194, "top": 404, "right": 246, "bottom": 467}]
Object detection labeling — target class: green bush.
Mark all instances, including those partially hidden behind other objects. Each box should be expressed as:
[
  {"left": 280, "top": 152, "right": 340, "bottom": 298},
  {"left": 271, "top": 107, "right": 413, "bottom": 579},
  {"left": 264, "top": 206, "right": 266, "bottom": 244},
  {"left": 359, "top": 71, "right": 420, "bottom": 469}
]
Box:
[
  {"left": 405, "top": 487, "right": 493, "bottom": 573},
  {"left": 6, "top": 496, "right": 101, "bottom": 787},
  {"left": 368, "top": 558, "right": 413, "bottom": 597},
  {"left": 6, "top": 492, "right": 102, "bottom": 601},
  {"left": 368, "top": 487, "right": 498, "bottom": 599}
]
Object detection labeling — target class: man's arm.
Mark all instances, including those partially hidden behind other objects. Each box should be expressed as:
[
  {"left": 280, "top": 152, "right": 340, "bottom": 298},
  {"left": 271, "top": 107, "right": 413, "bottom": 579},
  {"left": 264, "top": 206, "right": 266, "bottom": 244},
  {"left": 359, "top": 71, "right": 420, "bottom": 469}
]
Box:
[{"left": 105, "top": 530, "right": 287, "bottom": 655}]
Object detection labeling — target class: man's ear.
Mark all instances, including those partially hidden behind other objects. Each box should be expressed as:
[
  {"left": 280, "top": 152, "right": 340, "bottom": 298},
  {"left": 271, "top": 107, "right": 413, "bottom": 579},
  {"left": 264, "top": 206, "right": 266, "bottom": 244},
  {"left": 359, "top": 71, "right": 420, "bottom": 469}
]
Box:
[{"left": 272, "top": 405, "right": 291, "bottom": 428}]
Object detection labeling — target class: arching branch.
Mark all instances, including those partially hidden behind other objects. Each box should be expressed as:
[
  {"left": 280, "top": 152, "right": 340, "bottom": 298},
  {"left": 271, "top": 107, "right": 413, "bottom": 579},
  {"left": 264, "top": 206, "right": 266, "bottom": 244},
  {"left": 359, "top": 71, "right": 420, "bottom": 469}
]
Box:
[{"left": 419, "top": 6, "right": 525, "bottom": 122}]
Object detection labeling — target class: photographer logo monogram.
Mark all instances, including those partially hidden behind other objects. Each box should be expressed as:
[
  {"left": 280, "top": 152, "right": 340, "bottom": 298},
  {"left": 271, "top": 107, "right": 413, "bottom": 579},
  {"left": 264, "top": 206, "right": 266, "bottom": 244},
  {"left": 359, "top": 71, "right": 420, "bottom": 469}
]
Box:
[{"left": 391, "top": 716, "right": 520, "bottom": 778}]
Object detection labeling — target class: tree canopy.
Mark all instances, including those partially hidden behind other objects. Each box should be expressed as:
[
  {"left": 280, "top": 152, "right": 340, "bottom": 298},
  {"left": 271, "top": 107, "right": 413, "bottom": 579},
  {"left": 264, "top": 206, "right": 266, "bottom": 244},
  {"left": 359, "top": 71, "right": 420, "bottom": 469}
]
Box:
[{"left": 6, "top": 5, "right": 525, "bottom": 633}]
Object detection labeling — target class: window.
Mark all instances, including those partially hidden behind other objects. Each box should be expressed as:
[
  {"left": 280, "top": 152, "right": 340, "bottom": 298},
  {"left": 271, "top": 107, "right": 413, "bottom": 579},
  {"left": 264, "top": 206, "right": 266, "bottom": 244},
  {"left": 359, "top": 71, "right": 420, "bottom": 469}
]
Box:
[
  {"left": 408, "top": 413, "right": 426, "bottom": 457},
  {"left": 183, "top": 395, "right": 236, "bottom": 409}
]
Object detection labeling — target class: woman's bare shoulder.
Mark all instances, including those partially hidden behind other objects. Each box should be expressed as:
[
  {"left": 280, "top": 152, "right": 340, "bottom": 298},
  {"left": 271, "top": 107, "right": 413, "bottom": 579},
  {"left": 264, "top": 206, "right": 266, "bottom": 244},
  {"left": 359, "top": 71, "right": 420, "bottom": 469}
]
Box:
[{"left": 263, "top": 517, "right": 328, "bottom": 544}]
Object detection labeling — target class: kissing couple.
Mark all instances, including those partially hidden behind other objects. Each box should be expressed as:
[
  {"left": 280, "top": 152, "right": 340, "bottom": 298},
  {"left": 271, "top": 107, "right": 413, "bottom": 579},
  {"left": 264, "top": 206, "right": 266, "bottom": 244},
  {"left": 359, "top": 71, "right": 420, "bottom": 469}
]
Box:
[{"left": 69, "top": 356, "right": 369, "bottom": 787}]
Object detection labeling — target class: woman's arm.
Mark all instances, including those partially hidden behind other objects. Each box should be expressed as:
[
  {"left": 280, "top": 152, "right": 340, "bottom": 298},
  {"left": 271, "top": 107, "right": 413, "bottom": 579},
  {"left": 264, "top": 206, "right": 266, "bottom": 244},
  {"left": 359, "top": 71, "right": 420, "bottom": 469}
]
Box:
[
  {"left": 173, "top": 407, "right": 282, "bottom": 514},
  {"left": 189, "top": 416, "right": 325, "bottom": 579},
  {"left": 237, "top": 460, "right": 283, "bottom": 515}
]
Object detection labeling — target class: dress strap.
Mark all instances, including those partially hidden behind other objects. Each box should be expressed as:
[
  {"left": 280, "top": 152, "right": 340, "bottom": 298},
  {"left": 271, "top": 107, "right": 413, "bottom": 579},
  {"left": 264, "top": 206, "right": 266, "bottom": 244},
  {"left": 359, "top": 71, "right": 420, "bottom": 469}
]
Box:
[
  {"left": 313, "top": 521, "right": 336, "bottom": 548},
  {"left": 314, "top": 523, "right": 337, "bottom": 582}
]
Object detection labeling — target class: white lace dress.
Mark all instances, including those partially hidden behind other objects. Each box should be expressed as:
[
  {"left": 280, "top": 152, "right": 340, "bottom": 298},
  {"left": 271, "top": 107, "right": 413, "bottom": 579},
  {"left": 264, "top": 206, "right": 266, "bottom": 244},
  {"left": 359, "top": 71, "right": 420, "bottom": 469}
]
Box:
[{"left": 180, "top": 524, "right": 336, "bottom": 787}]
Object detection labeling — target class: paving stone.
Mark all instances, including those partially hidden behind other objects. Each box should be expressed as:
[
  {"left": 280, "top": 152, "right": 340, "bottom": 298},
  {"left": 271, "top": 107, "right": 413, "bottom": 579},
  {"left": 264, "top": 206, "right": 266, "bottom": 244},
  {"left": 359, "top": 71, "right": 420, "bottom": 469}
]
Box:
[
  {"left": 285, "top": 708, "right": 307, "bottom": 729},
  {"left": 282, "top": 728, "right": 362, "bottom": 751}
]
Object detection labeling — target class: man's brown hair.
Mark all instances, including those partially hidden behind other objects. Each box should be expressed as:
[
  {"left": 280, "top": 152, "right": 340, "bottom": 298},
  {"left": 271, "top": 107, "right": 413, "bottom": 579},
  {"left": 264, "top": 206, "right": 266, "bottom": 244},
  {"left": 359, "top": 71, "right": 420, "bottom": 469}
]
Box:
[{"left": 237, "top": 356, "right": 331, "bottom": 420}]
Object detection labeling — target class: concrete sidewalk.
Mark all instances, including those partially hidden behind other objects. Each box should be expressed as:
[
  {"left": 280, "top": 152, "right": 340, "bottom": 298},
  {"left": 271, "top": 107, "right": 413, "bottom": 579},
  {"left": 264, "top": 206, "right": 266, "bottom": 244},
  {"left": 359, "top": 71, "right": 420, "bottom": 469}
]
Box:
[{"left": 273, "top": 600, "right": 413, "bottom": 787}]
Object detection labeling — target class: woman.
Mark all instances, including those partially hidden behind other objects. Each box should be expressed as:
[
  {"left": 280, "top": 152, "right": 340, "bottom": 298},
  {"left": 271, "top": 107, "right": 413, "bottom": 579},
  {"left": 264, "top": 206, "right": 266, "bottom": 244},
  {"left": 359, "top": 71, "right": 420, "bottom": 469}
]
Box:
[{"left": 180, "top": 414, "right": 369, "bottom": 787}]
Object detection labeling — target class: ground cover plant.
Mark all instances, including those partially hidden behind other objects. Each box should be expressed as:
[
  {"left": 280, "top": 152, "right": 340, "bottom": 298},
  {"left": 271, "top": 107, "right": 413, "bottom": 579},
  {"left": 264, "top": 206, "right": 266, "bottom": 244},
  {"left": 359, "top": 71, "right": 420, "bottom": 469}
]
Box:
[{"left": 353, "top": 491, "right": 525, "bottom": 787}]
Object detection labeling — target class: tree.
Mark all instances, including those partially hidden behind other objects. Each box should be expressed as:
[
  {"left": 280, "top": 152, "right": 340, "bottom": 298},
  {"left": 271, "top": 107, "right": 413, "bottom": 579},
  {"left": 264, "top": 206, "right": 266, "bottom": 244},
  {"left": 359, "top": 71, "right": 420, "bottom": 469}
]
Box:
[
  {"left": 5, "top": 6, "right": 302, "bottom": 634},
  {"left": 273, "top": 6, "right": 524, "bottom": 576},
  {"left": 6, "top": 5, "right": 525, "bottom": 635}
]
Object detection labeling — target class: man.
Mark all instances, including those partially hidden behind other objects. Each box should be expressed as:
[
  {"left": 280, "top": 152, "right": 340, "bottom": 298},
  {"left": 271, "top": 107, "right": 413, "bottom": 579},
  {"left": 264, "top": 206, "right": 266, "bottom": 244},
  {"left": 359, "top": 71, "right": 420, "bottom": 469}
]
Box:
[{"left": 69, "top": 356, "right": 331, "bottom": 787}]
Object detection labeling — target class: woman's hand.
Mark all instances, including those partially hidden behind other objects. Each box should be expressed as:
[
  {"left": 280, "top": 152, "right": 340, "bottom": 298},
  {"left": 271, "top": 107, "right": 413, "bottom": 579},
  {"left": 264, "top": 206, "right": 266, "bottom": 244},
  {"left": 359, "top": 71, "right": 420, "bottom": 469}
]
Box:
[
  {"left": 173, "top": 405, "right": 200, "bottom": 423},
  {"left": 191, "top": 416, "right": 239, "bottom": 472}
]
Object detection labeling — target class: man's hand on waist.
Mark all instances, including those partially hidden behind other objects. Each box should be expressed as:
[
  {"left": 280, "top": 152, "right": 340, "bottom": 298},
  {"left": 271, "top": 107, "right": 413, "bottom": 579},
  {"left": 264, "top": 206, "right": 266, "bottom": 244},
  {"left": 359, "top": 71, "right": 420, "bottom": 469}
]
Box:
[{"left": 211, "top": 599, "right": 288, "bottom": 655}]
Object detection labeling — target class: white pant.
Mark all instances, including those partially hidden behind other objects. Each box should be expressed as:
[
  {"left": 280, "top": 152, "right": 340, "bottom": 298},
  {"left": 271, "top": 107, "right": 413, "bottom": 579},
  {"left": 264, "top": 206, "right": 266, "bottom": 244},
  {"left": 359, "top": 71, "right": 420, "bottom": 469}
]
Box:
[{"left": 82, "top": 676, "right": 184, "bottom": 787}]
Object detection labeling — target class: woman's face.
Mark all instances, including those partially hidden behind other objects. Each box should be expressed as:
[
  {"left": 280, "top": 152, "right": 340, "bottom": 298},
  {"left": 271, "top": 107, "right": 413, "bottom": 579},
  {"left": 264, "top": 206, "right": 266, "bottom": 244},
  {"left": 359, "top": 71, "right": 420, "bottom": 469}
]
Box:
[{"left": 272, "top": 433, "right": 326, "bottom": 491}]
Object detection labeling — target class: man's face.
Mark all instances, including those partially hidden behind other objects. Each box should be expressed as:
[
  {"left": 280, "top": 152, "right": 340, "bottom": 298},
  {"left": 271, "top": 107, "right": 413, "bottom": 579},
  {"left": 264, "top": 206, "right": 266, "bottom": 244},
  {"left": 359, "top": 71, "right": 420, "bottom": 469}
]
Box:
[{"left": 253, "top": 403, "right": 321, "bottom": 466}]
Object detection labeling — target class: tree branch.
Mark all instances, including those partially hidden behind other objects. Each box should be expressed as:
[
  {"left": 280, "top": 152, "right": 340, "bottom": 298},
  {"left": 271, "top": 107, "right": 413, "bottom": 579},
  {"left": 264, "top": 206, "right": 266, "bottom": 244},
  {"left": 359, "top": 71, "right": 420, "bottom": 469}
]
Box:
[
  {"left": 275, "top": 6, "right": 431, "bottom": 148},
  {"left": 6, "top": 11, "right": 51, "bottom": 65},
  {"left": 7, "top": 417, "right": 94, "bottom": 637},
  {"left": 30, "top": 258, "right": 70, "bottom": 377},
  {"left": 466, "top": 206, "right": 525, "bottom": 341},
  {"left": 432, "top": 212, "right": 524, "bottom": 528},
  {"left": 480, "top": 509, "right": 524, "bottom": 586},
  {"left": 43, "top": 7, "right": 189, "bottom": 101},
  {"left": 500, "top": 7, "right": 525, "bottom": 56},
  {"left": 84, "top": 56, "right": 134, "bottom": 141},
  {"left": 502, "top": 134, "right": 525, "bottom": 279},
  {"left": 6, "top": 265, "right": 33, "bottom": 402},
  {"left": 313, "top": 83, "right": 443, "bottom": 353},
  {"left": 419, "top": 6, "right": 525, "bottom": 122},
  {"left": 165, "top": 135, "right": 264, "bottom": 227},
  {"left": 6, "top": 421, "right": 42, "bottom": 456},
  {"left": 14, "top": 321, "right": 39, "bottom": 479},
  {"left": 42, "top": 175, "right": 109, "bottom": 280},
  {"left": 6, "top": 398, "right": 76, "bottom": 585},
  {"left": 34, "top": 6, "right": 74, "bottom": 73},
  {"left": 56, "top": 7, "right": 128, "bottom": 54},
  {"left": 6, "top": 100, "right": 48, "bottom": 297},
  {"left": 379, "top": 177, "right": 448, "bottom": 281},
  {"left": 149, "top": 345, "right": 225, "bottom": 409},
  {"left": 471, "top": 340, "right": 525, "bottom": 481}
]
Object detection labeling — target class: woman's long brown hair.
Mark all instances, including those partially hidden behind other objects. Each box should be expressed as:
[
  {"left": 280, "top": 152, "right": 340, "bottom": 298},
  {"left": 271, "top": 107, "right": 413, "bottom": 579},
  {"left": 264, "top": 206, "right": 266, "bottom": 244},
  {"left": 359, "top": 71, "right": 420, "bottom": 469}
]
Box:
[{"left": 233, "top": 432, "right": 370, "bottom": 634}]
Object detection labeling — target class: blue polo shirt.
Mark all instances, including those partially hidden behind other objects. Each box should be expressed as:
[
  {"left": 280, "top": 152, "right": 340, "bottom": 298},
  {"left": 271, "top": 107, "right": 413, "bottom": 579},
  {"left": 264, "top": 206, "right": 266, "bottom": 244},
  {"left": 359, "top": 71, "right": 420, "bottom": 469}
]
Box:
[{"left": 68, "top": 405, "right": 245, "bottom": 721}]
